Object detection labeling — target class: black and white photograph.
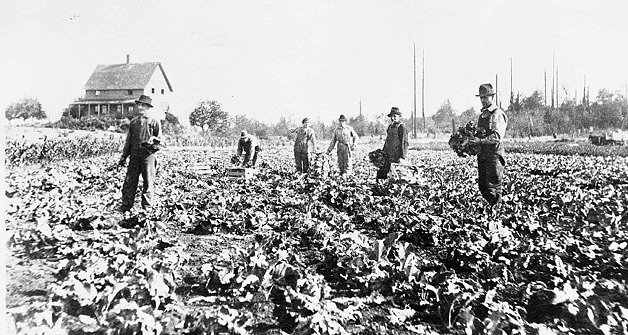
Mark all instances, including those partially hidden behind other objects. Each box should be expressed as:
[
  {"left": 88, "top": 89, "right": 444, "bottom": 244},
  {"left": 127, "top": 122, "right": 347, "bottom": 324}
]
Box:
[{"left": 3, "top": 1, "right": 627, "bottom": 334}]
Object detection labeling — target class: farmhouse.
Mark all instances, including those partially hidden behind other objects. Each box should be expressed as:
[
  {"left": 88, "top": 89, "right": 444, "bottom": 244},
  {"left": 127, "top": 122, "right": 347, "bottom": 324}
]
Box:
[{"left": 70, "top": 55, "right": 173, "bottom": 119}]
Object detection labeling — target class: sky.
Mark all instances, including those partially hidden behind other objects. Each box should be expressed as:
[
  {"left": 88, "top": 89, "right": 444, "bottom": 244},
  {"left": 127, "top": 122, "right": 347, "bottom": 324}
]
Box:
[{"left": 1, "top": 0, "right": 628, "bottom": 126}]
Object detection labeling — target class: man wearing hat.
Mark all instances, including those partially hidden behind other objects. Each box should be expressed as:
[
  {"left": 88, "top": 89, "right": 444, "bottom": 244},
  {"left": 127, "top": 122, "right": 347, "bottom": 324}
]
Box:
[
  {"left": 118, "top": 94, "right": 162, "bottom": 212},
  {"left": 291, "top": 117, "right": 317, "bottom": 173},
  {"left": 377, "top": 107, "right": 409, "bottom": 180},
  {"left": 469, "top": 83, "right": 509, "bottom": 209},
  {"left": 237, "top": 130, "right": 261, "bottom": 167},
  {"left": 326, "top": 114, "right": 359, "bottom": 175}
]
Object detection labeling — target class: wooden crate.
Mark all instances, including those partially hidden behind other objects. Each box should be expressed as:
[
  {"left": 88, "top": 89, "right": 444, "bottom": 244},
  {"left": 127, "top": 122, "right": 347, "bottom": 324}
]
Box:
[
  {"left": 226, "top": 167, "right": 257, "bottom": 179},
  {"left": 188, "top": 157, "right": 222, "bottom": 175},
  {"left": 388, "top": 163, "right": 425, "bottom": 184}
]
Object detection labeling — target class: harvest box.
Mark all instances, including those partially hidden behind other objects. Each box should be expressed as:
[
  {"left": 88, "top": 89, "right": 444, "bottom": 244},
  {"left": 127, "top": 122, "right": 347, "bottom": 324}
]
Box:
[
  {"left": 226, "top": 167, "right": 257, "bottom": 179},
  {"left": 388, "top": 163, "right": 425, "bottom": 184}
]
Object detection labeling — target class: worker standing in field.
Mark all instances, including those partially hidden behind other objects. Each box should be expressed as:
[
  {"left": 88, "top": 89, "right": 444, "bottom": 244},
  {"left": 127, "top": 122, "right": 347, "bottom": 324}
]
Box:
[
  {"left": 376, "top": 107, "right": 409, "bottom": 180},
  {"left": 118, "top": 94, "right": 162, "bottom": 212},
  {"left": 291, "top": 117, "right": 317, "bottom": 173},
  {"left": 469, "top": 83, "right": 508, "bottom": 209},
  {"left": 326, "top": 114, "right": 359, "bottom": 175},
  {"left": 237, "top": 130, "right": 261, "bottom": 167}
]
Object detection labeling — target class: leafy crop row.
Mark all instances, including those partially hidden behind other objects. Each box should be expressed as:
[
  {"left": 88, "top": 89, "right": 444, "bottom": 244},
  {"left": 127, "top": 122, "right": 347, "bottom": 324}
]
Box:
[
  {"left": 5, "top": 147, "right": 628, "bottom": 334},
  {"left": 5, "top": 136, "right": 124, "bottom": 167}
]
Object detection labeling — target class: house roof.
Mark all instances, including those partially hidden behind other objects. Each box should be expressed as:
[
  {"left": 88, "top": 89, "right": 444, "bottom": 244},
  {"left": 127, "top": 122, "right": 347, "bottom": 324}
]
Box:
[{"left": 84, "top": 62, "right": 173, "bottom": 92}]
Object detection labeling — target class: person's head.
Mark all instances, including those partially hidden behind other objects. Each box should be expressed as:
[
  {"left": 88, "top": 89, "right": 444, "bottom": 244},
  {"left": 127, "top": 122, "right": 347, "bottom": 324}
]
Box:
[
  {"left": 475, "top": 83, "right": 495, "bottom": 109},
  {"left": 388, "top": 107, "right": 401, "bottom": 123},
  {"left": 338, "top": 114, "right": 347, "bottom": 124},
  {"left": 240, "top": 130, "right": 248, "bottom": 139},
  {"left": 135, "top": 95, "right": 153, "bottom": 114},
  {"left": 302, "top": 117, "right": 310, "bottom": 128}
]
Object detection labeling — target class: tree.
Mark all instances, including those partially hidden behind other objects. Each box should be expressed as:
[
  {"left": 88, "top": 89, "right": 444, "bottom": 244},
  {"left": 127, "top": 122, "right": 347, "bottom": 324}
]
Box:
[
  {"left": 431, "top": 100, "right": 456, "bottom": 133},
  {"left": 522, "top": 90, "right": 545, "bottom": 111},
  {"left": 162, "top": 111, "right": 184, "bottom": 134},
  {"left": 458, "top": 107, "right": 478, "bottom": 125},
  {"left": 349, "top": 115, "right": 368, "bottom": 136},
  {"left": 189, "top": 100, "right": 229, "bottom": 134},
  {"left": 232, "top": 114, "right": 270, "bottom": 138},
  {"left": 5, "top": 98, "right": 47, "bottom": 120}
]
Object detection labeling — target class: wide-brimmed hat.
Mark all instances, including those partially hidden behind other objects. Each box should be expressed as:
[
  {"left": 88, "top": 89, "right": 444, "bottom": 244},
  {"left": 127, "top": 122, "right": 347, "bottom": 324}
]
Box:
[
  {"left": 240, "top": 130, "right": 248, "bottom": 138},
  {"left": 302, "top": 117, "right": 310, "bottom": 124},
  {"left": 338, "top": 114, "right": 347, "bottom": 122},
  {"left": 135, "top": 94, "right": 153, "bottom": 107},
  {"left": 388, "top": 107, "right": 401, "bottom": 117},
  {"left": 475, "top": 84, "right": 496, "bottom": 97}
]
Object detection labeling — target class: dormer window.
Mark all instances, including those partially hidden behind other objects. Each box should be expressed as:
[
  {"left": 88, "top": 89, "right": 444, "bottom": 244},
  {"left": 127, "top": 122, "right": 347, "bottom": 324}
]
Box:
[
  {"left": 95, "top": 90, "right": 101, "bottom": 95},
  {"left": 151, "top": 88, "right": 155, "bottom": 94},
  {"left": 128, "top": 90, "right": 133, "bottom": 95},
  {"left": 161, "top": 89, "right": 165, "bottom": 94}
]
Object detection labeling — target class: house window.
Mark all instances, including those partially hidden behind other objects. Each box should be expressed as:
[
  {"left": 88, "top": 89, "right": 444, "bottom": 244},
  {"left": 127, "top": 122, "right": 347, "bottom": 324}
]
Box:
[
  {"left": 128, "top": 90, "right": 133, "bottom": 95},
  {"left": 95, "top": 90, "right": 101, "bottom": 95},
  {"left": 161, "top": 89, "right": 165, "bottom": 94},
  {"left": 95, "top": 105, "right": 100, "bottom": 113},
  {"left": 129, "top": 106, "right": 134, "bottom": 112},
  {"left": 151, "top": 88, "right": 155, "bottom": 94}
]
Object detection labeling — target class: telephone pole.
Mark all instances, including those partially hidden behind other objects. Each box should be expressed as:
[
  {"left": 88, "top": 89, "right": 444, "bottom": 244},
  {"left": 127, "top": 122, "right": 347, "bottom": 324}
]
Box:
[
  {"left": 413, "top": 43, "right": 417, "bottom": 138},
  {"left": 422, "top": 47, "right": 425, "bottom": 130}
]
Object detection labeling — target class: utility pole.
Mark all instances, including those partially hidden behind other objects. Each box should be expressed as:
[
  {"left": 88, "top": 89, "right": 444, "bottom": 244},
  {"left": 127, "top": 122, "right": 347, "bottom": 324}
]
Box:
[
  {"left": 544, "top": 69, "right": 547, "bottom": 107},
  {"left": 495, "top": 74, "right": 499, "bottom": 106},
  {"left": 359, "top": 100, "right": 362, "bottom": 117},
  {"left": 510, "top": 57, "right": 513, "bottom": 104},
  {"left": 556, "top": 67, "right": 559, "bottom": 108},
  {"left": 583, "top": 74, "right": 587, "bottom": 106},
  {"left": 422, "top": 47, "right": 425, "bottom": 130},
  {"left": 551, "top": 51, "right": 555, "bottom": 109},
  {"left": 413, "top": 43, "right": 417, "bottom": 138}
]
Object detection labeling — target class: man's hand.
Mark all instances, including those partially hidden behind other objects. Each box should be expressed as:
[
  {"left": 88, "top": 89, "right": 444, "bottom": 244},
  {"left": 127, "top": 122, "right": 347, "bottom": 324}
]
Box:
[
  {"left": 398, "top": 158, "right": 406, "bottom": 164},
  {"left": 468, "top": 137, "right": 482, "bottom": 146},
  {"left": 118, "top": 156, "right": 127, "bottom": 167}
]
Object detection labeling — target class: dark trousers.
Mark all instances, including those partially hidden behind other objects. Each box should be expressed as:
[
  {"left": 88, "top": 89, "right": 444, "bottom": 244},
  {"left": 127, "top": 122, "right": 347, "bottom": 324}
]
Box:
[
  {"left": 376, "top": 163, "right": 391, "bottom": 180},
  {"left": 243, "top": 146, "right": 260, "bottom": 167},
  {"left": 121, "top": 154, "right": 156, "bottom": 210},
  {"left": 294, "top": 150, "right": 310, "bottom": 173},
  {"left": 477, "top": 154, "right": 505, "bottom": 206},
  {"left": 376, "top": 154, "right": 400, "bottom": 180}
]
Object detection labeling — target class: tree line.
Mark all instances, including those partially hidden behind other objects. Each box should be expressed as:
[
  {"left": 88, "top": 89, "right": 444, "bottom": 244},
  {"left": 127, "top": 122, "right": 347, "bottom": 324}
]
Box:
[{"left": 6, "top": 88, "right": 627, "bottom": 139}]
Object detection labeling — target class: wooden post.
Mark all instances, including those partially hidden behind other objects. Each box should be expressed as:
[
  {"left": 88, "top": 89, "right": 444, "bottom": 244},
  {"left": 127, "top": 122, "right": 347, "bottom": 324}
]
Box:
[
  {"left": 413, "top": 43, "right": 417, "bottom": 138},
  {"left": 451, "top": 118, "right": 455, "bottom": 133},
  {"left": 422, "top": 48, "right": 425, "bottom": 131}
]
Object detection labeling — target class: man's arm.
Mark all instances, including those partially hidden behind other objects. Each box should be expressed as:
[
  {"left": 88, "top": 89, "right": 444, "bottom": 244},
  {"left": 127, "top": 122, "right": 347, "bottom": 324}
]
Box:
[
  {"left": 399, "top": 124, "right": 409, "bottom": 159},
  {"left": 237, "top": 139, "right": 243, "bottom": 156},
  {"left": 327, "top": 130, "right": 337, "bottom": 153},
  {"left": 122, "top": 120, "right": 133, "bottom": 158},
  {"left": 310, "top": 130, "right": 317, "bottom": 151}
]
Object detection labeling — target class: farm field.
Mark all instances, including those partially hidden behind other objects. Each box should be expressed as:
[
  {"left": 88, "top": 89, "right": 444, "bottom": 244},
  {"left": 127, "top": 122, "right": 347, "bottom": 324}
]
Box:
[{"left": 5, "top": 141, "right": 628, "bottom": 334}]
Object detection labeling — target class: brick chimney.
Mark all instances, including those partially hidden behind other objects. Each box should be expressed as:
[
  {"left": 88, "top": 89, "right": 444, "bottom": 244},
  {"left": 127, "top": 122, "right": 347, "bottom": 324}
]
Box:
[{"left": 126, "top": 54, "right": 130, "bottom": 64}]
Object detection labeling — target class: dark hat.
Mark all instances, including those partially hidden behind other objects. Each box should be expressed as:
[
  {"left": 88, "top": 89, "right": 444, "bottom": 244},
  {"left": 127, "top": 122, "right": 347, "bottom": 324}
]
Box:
[
  {"left": 135, "top": 94, "right": 153, "bottom": 107},
  {"left": 475, "top": 84, "right": 496, "bottom": 97},
  {"left": 240, "top": 130, "right": 248, "bottom": 138},
  {"left": 338, "top": 114, "right": 347, "bottom": 121},
  {"left": 302, "top": 117, "right": 310, "bottom": 124},
  {"left": 388, "top": 107, "right": 401, "bottom": 117}
]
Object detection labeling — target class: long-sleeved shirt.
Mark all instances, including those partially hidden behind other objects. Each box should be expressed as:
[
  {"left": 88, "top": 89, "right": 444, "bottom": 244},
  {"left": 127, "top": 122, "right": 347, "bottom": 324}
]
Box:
[
  {"left": 477, "top": 103, "right": 508, "bottom": 157},
  {"left": 383, "top": 122, "right": 409, "bottom": 161},
  {"left": 477, "top": 104, "right": 508, "bottom": 144},
  {"left": 237, "top": 134, "right": 260, "bottom": 155},
  {"left": 327, "top": 125, "right": 358, "bottom": 152},
  {"left": 293, "top": 127, "right": 317, "bottom": 152},
  {"left": 122, "top": 115, "right": 162, "bottom": 158}
]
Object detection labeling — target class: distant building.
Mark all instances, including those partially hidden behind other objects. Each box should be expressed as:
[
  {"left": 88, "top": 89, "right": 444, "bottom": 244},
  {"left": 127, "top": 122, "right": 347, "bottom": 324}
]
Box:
[{"left": 70, "top": 55, "right": 173, "bottom": 119}]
